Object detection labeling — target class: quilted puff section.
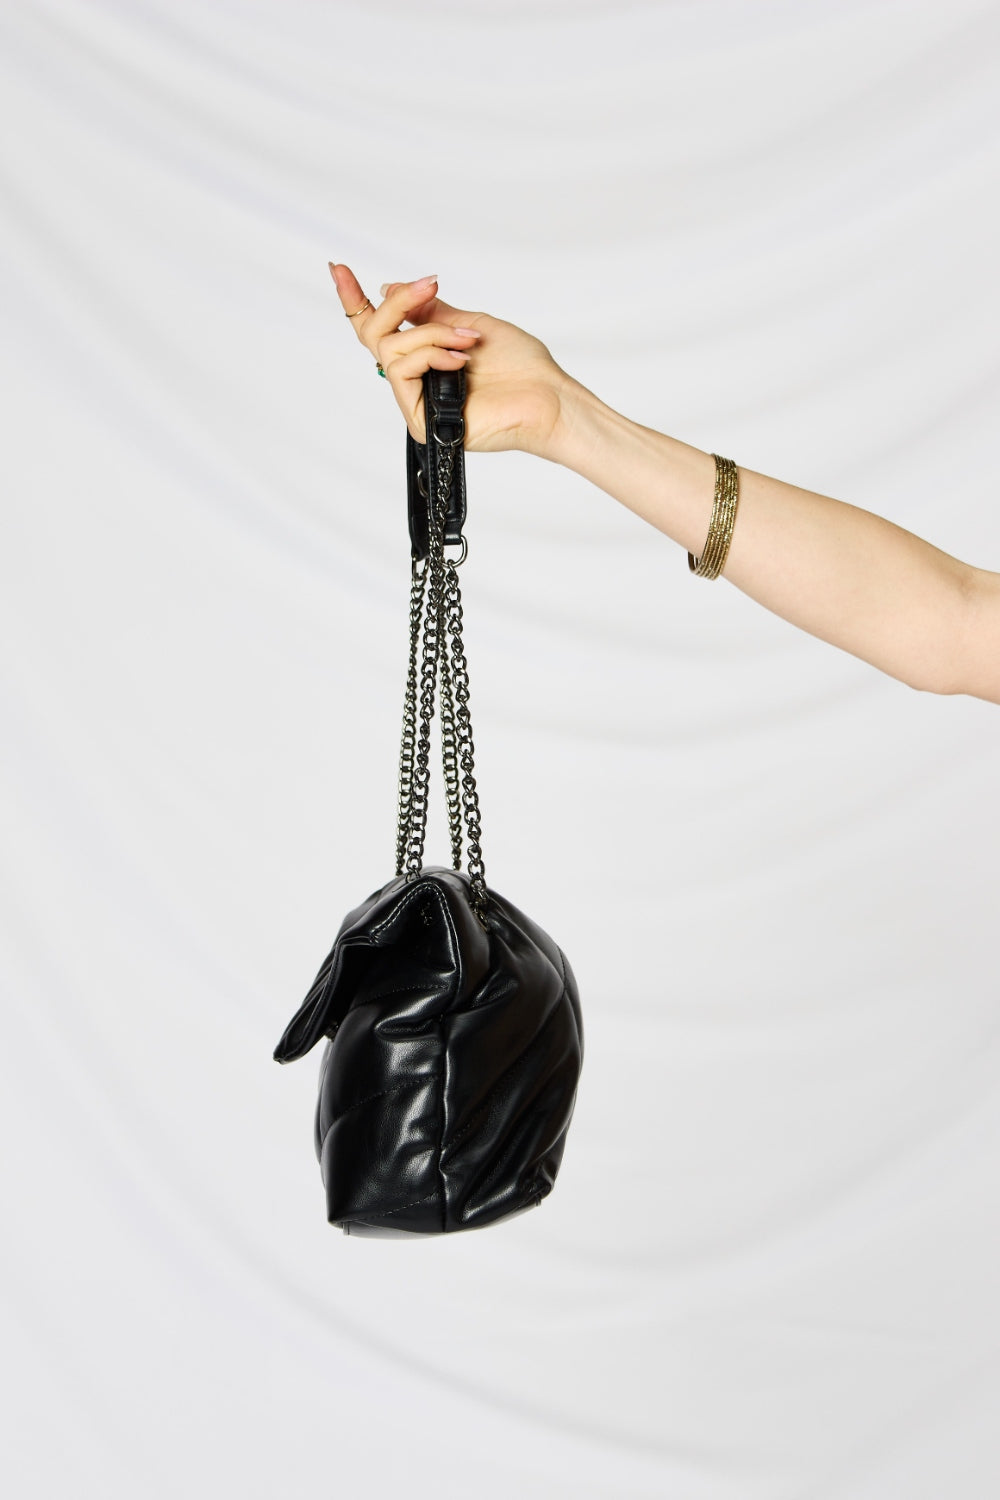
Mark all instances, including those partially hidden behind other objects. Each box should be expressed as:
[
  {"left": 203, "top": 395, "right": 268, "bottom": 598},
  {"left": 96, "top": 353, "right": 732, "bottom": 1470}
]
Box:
[
  {"left": 309, "top": 876, "right": 466, "bottom": 1232},
  {"left": 439, "top": 958, "right": 582, "bottom": 1229},
  {"left": 320, "top": 1074, "right": 444, "bottom": 1231},
  {"left": 314, "top": 980, "right": 447, "bottom": 1150}
]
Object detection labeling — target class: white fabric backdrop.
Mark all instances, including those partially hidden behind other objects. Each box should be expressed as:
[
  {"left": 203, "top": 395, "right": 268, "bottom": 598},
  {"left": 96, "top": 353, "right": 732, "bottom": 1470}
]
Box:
[{"left": 2, "top": 1, "right": 999, "bottom": 1495}]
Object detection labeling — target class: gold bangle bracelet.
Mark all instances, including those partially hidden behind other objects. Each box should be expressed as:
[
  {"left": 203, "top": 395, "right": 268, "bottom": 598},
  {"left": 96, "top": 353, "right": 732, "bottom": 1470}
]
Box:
[{"left": 688, "top": 455, "right": 740, "bottom": 580}]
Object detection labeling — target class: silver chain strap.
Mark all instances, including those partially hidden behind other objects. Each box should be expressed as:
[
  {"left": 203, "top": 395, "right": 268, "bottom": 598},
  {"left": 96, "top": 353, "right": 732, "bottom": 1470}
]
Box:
[
  {"left": 399, "top": 496, "right": 446, "bottom": 882},
  {"left": 437, "top": 602, "right": 464, "bottom": 871},
  {"left": 395, "top": 558, "right": 428, "bottom": 876},
  {"left": 442, "top": 558, "right": 486, "bottom": 904},
  {"left": 394, "top": 439, "right": 489, "bottom": 924}
]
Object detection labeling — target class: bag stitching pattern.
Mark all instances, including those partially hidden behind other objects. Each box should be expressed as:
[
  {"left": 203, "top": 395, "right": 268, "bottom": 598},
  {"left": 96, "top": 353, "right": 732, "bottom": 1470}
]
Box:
[
  {"left": 370, "top": 882, "right": 442, "bottom": 940},
  {"left": 322, "top": 1073, "right": 436, "bottom": 1130},
  {"left": 345, "top": 1189, "right": 440, "bottom": 1223}
]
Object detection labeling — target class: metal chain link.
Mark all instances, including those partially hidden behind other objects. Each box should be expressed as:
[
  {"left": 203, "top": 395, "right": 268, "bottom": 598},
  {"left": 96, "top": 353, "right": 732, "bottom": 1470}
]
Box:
[
  {"left": 441, "top": 559, "right": 487, "bottom": 918},
  {"left": 395, "top": 558, "right": 428, "bottom": 877},
  {"left": 437, "top": 602, "right": 463, "bottom": 870}
]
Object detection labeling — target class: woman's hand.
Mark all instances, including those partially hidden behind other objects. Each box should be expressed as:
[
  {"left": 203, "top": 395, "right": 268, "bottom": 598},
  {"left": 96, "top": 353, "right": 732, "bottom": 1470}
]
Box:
[{"left": 328, "top": 263, "right": 572, "bottom": 459}]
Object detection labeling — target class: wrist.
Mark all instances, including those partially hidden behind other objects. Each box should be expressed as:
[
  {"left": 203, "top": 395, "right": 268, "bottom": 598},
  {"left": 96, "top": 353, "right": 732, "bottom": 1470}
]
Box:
[
  {"left": 528, "top": 375, "right": 719, "bottom": 558},
  {"left": 532, "top": 374, "right": 621, "bottom": 470},
  {"left": 540, "top": 377, "right": 668, "bottom": 494}
]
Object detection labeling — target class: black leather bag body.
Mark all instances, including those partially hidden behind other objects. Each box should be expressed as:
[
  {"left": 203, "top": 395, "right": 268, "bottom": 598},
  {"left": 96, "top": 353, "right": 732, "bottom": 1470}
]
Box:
[{"left": 273, "top": 370, "right": 583, "bottom": 1237}]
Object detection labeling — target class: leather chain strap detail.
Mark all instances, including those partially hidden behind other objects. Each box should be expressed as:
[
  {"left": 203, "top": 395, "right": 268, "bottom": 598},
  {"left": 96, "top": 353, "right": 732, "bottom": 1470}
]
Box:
[
  {"left": 395, "top": 372, "right": 488, "bottom": 925},
  {"left": 406, "top": 369, "right": 467, "bottom": 560}
]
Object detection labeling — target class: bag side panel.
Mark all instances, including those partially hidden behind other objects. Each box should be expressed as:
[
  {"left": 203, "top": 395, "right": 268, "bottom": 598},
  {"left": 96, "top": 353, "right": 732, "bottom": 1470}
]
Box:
[{"left": 320, "top": 1076, "right": 444, "bottom": 1230}]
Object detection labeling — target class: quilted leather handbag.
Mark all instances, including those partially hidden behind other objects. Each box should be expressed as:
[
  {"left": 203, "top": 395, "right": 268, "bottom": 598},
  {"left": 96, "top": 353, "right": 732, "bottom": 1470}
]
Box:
[{"left": 273, "top": 368, "right": 584, "bottom": 1237}]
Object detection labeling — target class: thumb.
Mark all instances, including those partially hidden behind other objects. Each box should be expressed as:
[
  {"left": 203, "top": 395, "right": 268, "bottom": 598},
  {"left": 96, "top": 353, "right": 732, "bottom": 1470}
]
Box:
[
  {"left": 379, "top": 283, "right": 466, "bottom": 327},
  {"left": 408, "top": 295, "right": 464, "bottom": 325}
]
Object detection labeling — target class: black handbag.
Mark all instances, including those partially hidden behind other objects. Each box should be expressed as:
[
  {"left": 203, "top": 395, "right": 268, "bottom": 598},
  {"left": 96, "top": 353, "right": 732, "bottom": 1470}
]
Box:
[{"left": 273, "top": 368, "right": 584, "bottom": 1237}]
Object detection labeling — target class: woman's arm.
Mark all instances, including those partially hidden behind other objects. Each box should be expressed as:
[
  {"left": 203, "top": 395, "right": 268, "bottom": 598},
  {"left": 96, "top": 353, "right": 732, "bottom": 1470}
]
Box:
[
  {"left": 546, "top": 379, "right": 1000, "bottom": 702},
  {"left": 328, "top": 265, "right": 1000, "bottom": 705}
]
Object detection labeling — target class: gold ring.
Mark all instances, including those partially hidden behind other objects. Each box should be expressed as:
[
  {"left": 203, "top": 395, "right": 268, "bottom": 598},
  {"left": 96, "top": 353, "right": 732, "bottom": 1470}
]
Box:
[{"left": 345, "top": 298, "right": 373, "bottom": 319}]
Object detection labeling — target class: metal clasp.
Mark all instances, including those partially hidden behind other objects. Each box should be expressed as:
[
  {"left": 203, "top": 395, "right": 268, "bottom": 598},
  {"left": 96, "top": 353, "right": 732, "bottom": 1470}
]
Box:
[{"left": 431, "top": 414, "right": 465, "bottom": 448}]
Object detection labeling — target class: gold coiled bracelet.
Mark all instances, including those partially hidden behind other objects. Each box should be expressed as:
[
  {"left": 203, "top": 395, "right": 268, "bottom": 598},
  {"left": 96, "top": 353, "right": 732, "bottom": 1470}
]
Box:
[{"left": 688, "top": 454, "right": 740, "bottom": 580}]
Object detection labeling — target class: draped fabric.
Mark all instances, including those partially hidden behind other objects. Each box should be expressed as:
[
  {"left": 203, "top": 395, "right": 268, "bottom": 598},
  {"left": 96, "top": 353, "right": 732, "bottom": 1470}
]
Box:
[{"left": 3, "top": 2, "right": 999, "bottom": 1495}]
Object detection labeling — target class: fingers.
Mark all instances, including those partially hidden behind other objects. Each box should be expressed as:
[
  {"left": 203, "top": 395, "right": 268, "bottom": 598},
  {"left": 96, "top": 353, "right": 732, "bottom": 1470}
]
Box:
[
  {"left": 329, "top": 261, "right": 376, "bottom": 324},
  {"left": 377, "top": 282, "right": 463, "bottom": 326},
  {"left": 328, "top": 262, "right": 437, "bottom": 347},
  {"left": 385, "top": 344, "right": 475, "bottom": 443},
  {"left": 332, "top": 262, "right": 473, "bottom": 330},
  {"left": 386, "top": 345, "right": 474, "bottom": 385},
  {"left": 376, "top": 321, "right": 481, "bottom": 375},
  {"left": 365, "top": 276, "right": 440, "bottom": 344},
  {"left": 397, "top": 294, "right": 466, "bottom": 328},
  {"left": 328, "top": 264, "right": 480, "bottom": 441},
  {"left": 329, "top": 261, "right": 363, "bottom": 305}
]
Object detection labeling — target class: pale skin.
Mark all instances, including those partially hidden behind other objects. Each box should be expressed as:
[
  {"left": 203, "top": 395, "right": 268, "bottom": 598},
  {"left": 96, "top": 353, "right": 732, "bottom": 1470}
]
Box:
[{"left": 329, "top": 264, "right": 1000, "bottom": 706}]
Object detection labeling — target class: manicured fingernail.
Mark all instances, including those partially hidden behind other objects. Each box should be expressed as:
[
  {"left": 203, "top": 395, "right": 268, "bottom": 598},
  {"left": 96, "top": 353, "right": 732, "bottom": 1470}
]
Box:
[
  {"left": 449, "top": 350, "right": 470, "bottom": 360},
  {"left": 453, "top": 327, "right": 480, "bottom": 337},
  {"left": 328, "top": 262, "right": 338, "bottom": 279},
  {"left": 379, "top": 283, "right": 389, "bottom": 296},
  {"left": 412, "top": 274, "right": 438, "bottom": 289}
]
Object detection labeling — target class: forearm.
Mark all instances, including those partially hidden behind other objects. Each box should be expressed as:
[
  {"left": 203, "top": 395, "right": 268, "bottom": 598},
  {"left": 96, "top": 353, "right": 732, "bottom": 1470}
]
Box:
[{"left": 546, "top": 379, "right": 979, "bottom": 696}]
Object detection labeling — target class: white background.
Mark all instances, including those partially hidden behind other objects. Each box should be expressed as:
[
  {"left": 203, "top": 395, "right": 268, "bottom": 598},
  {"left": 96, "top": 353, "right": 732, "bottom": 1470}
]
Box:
[{"left": 2, "top": 2, "right": 999, "bottom": 1495}]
